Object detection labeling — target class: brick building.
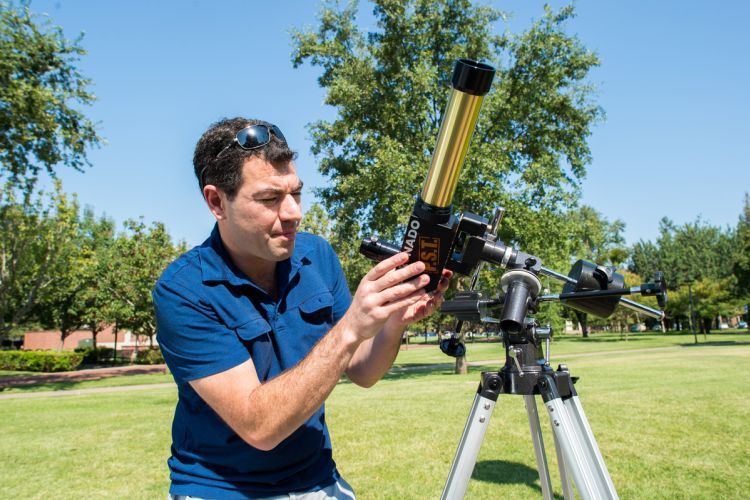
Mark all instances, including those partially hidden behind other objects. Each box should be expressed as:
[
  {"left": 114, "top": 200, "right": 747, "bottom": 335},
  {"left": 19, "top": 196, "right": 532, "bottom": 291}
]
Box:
[{"left": 22, "top": 325, "right": 157, "bottom": 355}]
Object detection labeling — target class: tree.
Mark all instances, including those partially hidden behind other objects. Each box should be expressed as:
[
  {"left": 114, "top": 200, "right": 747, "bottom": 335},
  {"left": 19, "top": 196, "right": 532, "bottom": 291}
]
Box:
[
  {"left": 37, "top": 189, "right": 83, "bottom": 349},
  {"left": 0, "top": 2, "right": 100, "bottom": 191},
  {"left": 293, "top": 0, "right": 602, "bottom": 372},
  {"left": 733, "top": 193, "right": 750, "bottom": 299},
  {"left": 569, "top": 206, "right": 626, "bottom": 266},
  {"left": 564, "top": 206, "right": 627, "bottom": 337},
  {"left": 0, "top": 180, "right": 79, "bottom": 339},
  {"left": 299, "top": 202, "right": 335, "bottom": 241},
  {"left": 690, "top": 277, "right": 738, "bottom": 334},
  {"left": 76, "top": 209, "right": 116, "bottom": 349},
  {"left": 631, "top": 217, "right": 735, "bottom": 288},
  {"left": 108, "top": 219, "right": 182, "bottom": 349},
  {"left": 41, "top": 207, "right": 116, "bottom": 350},
  {"left": 630, "top": 217, "right": 736, "bottom": 332}
]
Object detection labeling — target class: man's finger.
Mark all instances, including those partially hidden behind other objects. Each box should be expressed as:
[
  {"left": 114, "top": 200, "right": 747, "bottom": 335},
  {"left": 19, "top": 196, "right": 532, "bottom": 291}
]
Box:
[
  {"left": 379, "top": 274, "right": 429, "bottom": 304},
  {"left": 382, "top": 288, "right": 428, "bottom": 315},
  {"left": 372, "top": 260, "right": 426, "bottom": 293},
  {"left": 364, "top": 252, "right": 410, "bottom": 282},
  {"left": 437, "top": 270, "right": 453, "bottom": 292}
]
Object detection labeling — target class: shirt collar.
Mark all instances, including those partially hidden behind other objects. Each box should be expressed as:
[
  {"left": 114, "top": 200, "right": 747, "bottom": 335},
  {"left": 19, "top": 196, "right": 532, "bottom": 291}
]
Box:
[{"left": 198, "top": 223, "right": 312, "bottom": 289}]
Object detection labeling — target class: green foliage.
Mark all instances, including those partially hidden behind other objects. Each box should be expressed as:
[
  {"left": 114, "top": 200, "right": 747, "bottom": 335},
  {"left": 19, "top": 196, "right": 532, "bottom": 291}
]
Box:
[
  {"left": 133, "top": 347, "right": 164, "bottom": 365},
  {"left": 73, "top": 346, "right": 114, "bottom": 364},
  {"left": 74, "top": 209, "right": 117, "bottom": 346},
  {"left": 0, "top": 349, "right": 82, "bottom": 372},
  {"left": 733, "top": 193, "right": 750, "bottom": 298},
  {"left": 0, "top": 3, "right": 185, "bottom": 352},
  {"left": 567, "top": 205, "right": 626, "bottom": 265},
  {"left": 0, "top": 180, "right": 81, "bottom": 337},
  {"left": 629, "top": 212, "right": 746, "bottom": 331},
  {"left": 299, "top": 202, "right": 335, "bottom": 241},
  {"left": 630, "top": 216, "right": 735, "bottom": 286},
  {"left": 689, "top": 277, "right": 740, "bottom": 328},
  {"left": 35, "top": 187, "right": 86, "bottom": 345},
  {"left": 0, "top": 2, "right": 100, "bottom": 190},
  {"left": 292, "top": 0, "right": 602, "bottom": 273},
  {"left": 106, "top": 219, "right": 183, "bottom": 344}
]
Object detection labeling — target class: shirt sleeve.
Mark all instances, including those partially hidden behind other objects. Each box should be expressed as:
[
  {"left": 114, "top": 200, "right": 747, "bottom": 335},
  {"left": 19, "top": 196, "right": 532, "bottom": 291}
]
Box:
[{"left": 153, "top": 280, "right": 250, "bottom": 385}]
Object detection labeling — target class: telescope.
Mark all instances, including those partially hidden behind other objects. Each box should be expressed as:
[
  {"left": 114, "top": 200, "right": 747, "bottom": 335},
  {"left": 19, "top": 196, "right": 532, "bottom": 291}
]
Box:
[
  {"left": 360, "top": 58, "right": 495, "bottom": 292},
  {"left": 359, "top": 58, "right": 666, "bottom": 328},
  {"left": 359, "top": 58, "right": 668, "bottom": 500}
]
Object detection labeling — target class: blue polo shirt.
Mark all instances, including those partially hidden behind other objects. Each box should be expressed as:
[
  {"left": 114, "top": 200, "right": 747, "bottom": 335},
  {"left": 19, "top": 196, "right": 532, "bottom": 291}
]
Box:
[{"left": 153, "top": 225, "right": 352, "bottom": 499}]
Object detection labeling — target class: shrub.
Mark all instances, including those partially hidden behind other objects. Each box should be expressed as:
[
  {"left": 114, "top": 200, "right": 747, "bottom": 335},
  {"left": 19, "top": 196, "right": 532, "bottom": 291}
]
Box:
[
  {"left": 74, "top": 346, "right": 115, "bottom": 364},
  {"left": 0, "top": 351, "right": 84, "bottom": 372},
  {"left": 134, "top": 348, "right": 164, "bottom": 365}
]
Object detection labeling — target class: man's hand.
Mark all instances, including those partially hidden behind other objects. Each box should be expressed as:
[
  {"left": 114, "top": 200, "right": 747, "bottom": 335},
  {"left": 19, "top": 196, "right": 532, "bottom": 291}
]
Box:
[
  {"left": 340, "top": 252, "right": 430, "bottom": 342},
  {"left": 344, "top": 260, "right": 453, "bottom": 388},
  {"left": 385, "top": 269, "right": 453, "bottom": 329}
]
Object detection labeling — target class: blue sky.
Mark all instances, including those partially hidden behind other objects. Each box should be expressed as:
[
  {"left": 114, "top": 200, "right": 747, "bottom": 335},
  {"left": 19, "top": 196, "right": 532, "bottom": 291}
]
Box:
[{"left": 28, "top": 0, "right": 750, "bottom": 248}]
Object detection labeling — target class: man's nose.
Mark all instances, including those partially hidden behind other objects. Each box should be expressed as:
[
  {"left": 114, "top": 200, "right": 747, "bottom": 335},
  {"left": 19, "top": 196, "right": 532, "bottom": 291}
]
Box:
[{"left": 280, "top": 194, "right": 302, "bottom": 222}]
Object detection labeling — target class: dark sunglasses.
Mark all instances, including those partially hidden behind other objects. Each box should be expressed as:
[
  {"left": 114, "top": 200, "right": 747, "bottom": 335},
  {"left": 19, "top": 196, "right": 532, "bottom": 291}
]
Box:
[
  {"left": 200, "top": 124, "right": 287, "bottom": 188},
  {"left": 215, "top": 124, "right": 287, "bottom": 159}
]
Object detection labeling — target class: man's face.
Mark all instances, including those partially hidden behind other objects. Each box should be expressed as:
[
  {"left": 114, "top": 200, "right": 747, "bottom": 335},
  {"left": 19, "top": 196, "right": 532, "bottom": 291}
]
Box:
[{"left": 216, "top": 156, "right": 303, "bottom": 265}]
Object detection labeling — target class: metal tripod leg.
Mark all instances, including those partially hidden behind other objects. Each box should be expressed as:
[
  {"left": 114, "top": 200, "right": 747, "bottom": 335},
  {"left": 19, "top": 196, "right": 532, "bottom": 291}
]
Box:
[
  {"left": 563, "top": 395, "right": 617, "bottom": 495},
  {"left": 441, "top": 391, "right": 497, "bottom": 500},
  {"left": 550, "top": 420, "right": 574, "bottom": 499},
  {"left": 524, "top": 395, "right": 554, "bottom": 500},
  {"left": 539, "top": 376, "right": 618, "bottom": 500}
]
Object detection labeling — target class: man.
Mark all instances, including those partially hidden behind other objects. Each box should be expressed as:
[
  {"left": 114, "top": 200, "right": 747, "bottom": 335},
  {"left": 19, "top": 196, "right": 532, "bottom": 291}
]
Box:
[{"left": 153, "top": 117, "right": 450, "bottom": 499}]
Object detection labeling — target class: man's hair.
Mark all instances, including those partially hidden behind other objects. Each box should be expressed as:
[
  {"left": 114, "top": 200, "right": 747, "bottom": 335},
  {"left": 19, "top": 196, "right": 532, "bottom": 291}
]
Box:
[{"left": 193, "top": 117, "right": 297, "bottom": 199}]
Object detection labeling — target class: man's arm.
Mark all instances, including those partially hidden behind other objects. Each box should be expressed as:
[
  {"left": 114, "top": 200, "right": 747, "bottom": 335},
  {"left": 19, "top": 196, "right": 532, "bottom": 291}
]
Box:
[
  {"left": 345, "top": 269, "right": 452, "bottom": 388},
  {"left": 189, "top": 252, "right": 429, "bottom": 451}
]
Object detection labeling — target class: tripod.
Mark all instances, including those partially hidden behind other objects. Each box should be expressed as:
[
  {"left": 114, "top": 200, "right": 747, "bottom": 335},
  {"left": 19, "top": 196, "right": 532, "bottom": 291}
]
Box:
[
  {"left": 441, "top": 322, "right": 617, "bottom": 500},
  {"left": 362, "top": 205, "right": 666, "bottom": 499}
]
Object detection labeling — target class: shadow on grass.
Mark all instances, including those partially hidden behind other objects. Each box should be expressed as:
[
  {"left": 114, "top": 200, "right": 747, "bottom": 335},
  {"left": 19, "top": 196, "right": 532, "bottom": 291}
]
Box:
[
  {"left": 557, "top": 335, "right": 653, "bottom": 344},
  {"left": 679, "top": 340, "right": 750, "bottom": 348},
  {"left": 0, "top": 380, "right": 83, "bottom": 392},
  {"left": 338, "top": 363, "right": 505, "bottom": 385},
  {"left": 471, "top": 459, "right": 563, "bottom": 499}
]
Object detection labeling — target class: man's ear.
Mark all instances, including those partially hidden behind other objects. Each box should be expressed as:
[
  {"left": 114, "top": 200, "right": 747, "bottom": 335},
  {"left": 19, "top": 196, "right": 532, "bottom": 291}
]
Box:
[{"left": 204, "top": 185, "right": 227, "bottom": 220}]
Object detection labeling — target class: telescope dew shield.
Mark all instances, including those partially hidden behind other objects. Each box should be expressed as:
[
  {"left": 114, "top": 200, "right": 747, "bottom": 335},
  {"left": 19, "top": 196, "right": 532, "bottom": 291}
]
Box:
[{"left": 402, "top": 59, "right": 495, "bottom": 291}]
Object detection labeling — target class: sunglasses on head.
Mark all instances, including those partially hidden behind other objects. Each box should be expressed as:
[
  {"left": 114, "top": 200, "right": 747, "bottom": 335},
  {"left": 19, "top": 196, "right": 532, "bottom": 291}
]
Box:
[
  {"left": 215, "top": 124, "right": 287, "bottom": 159},
  {"left": 200, "top": 124, "right": 287, "bottom": 188}
]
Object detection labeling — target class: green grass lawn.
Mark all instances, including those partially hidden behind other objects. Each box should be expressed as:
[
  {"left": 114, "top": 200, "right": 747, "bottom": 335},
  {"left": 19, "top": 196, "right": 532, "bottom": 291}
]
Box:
[
  {"left": 0, "top": 338, "right": 748, "bottom": 498},
  {"left": 395, "top": 331, "right": 750, "bottom": 367}
]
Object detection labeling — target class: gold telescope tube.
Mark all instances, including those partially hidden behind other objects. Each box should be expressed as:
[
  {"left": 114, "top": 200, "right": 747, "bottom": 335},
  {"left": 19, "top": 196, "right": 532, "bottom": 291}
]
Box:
[{"left": 421, "top": 59, "right": 495, "bottom": 208}]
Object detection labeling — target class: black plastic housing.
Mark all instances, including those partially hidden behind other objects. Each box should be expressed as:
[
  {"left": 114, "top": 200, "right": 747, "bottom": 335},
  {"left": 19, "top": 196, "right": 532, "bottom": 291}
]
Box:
[{"left": 561, "top": 260, "right": 625, "bottom": 317}]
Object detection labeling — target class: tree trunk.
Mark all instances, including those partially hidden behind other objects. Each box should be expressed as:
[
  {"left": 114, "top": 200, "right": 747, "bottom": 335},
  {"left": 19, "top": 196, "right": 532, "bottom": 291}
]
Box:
[
  {"left": 59, "top": 327, "right": 71, "bottom": 351},
  {"left": 454, "top": 330, "right": 468, "bottom": 374},
  {"left": 113, "top": 325, "right": 118, "bottom": 365},
  {"left": 455, "top": 354, "right": 468, "bottom": 375},
  {"left": 575, "top": 311, "right": 589, "bottom": 338}
]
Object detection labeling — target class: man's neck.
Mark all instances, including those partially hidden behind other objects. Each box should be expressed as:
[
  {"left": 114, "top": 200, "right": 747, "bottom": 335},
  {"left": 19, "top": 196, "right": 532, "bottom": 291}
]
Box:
[
  {"left": 218, "top": 230, "right": 279, "bottom": 298},
  {"left": 236, "top": 257, "right": 278, "bottom": 298}
]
